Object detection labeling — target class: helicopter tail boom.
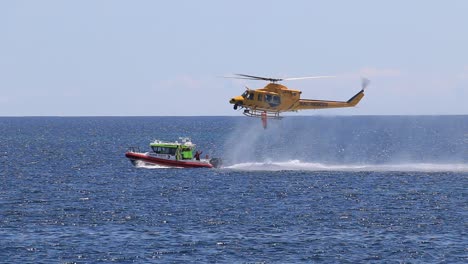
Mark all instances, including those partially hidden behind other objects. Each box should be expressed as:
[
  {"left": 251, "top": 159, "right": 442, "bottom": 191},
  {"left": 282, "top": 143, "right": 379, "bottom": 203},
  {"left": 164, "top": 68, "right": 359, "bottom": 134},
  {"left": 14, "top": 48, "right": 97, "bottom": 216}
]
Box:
[
  {"left": 292, "top": 89, "right": 365, "bottom": 111},
  {"left": 290, "top": 78, "right": 368, "bottom": 111}
]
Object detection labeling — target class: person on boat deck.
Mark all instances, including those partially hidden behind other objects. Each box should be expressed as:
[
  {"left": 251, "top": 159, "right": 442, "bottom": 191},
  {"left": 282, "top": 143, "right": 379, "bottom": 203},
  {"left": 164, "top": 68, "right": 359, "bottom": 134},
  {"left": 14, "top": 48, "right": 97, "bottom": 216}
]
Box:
[
  {"left": 176, "top": 146, "right": 182, "bottom": 160},
  {"left": 194, "top": 150, "right": 203, "bottom": 161}
]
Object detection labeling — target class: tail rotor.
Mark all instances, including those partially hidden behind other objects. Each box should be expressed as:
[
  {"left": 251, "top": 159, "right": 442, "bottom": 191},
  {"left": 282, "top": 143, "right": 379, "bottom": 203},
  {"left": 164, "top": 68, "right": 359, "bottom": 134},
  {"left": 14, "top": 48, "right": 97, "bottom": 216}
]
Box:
[{"left": 361, "top": 78, "right": 370, "bottom": 90}]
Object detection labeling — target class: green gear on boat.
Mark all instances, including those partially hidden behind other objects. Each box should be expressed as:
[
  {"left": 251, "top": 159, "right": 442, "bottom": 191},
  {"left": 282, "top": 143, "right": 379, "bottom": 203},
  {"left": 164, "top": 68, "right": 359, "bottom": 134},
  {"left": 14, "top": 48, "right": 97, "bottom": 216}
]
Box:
[{"left": 182, "top": 149, "right": 192, "bottom": 159}]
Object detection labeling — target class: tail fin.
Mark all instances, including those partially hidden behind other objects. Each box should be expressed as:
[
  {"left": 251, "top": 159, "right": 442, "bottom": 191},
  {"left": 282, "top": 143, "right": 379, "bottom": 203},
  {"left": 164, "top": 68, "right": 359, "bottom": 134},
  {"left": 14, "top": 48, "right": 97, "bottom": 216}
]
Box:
[
  {"left": 347, "top": 90, "right": 365, "bottom": 106},
  {"left": 347, "top": 78, "right": 369, "bottom": 106}
]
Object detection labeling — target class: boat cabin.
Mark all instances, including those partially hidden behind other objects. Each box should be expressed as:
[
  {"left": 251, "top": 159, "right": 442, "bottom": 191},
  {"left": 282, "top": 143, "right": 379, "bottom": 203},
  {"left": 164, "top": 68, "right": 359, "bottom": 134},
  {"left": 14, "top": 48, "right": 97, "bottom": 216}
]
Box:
[{"left": 150, "top": 142, "right": 194, "bottom": 160}]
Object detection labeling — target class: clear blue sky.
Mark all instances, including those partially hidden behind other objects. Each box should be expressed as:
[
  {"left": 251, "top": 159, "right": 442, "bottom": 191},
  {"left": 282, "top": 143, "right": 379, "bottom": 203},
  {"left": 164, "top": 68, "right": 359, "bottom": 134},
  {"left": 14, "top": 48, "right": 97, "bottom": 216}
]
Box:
[{"left": 1, "top": 0, "right": 467, "bottom": 116}]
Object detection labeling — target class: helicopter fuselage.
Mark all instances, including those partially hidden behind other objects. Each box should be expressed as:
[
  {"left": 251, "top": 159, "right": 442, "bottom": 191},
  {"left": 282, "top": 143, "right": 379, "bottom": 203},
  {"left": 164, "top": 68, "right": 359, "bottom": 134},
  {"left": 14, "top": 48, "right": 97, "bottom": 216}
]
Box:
[
  {"left": 229, "top": 83, "right": 301, "bottom": 112},
  {"left": 229, "top": 82, "right": 365, "bottom": 116}
]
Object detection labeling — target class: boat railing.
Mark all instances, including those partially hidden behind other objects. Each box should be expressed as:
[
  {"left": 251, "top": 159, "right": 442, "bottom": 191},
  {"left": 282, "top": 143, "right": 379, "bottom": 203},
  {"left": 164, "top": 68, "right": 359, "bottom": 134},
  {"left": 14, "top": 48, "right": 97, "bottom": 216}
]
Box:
[
  {"left": 179, "top": 137, "right": 191, "bottom": 143},
  {"left": 127, "top": 146, "right": 140, "bottom": 153}
]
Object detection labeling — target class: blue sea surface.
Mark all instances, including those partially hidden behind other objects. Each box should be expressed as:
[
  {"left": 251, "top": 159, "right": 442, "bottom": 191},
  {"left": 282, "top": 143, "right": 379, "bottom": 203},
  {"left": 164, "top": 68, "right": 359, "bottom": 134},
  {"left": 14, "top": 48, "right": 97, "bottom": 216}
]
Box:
[{"left": 0, "top": 116, "right": 467, "bottom": 263}]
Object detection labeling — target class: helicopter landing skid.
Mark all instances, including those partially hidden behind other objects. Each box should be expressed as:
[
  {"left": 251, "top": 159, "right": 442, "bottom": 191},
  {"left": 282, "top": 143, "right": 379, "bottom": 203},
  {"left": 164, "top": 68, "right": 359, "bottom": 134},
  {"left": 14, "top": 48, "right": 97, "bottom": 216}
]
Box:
[{"left": 242, "top": 109, "right": 282, "bottom": 119}]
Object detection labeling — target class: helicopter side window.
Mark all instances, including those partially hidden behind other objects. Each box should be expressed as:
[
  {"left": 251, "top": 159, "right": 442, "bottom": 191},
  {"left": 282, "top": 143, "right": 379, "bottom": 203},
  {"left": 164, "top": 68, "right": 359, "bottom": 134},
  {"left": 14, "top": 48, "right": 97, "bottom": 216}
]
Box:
[
  {"left": 257, "top": 94, "right": 262, "bottom": 101},
  {"left": 272, "top": 95, "right": 280, "bottom": 104},
  {"left": 247, "top": 93, "right": 254, "bottom": 100},
  {"left": 265, "top": 94, "right": 272, "bottom": 102}
]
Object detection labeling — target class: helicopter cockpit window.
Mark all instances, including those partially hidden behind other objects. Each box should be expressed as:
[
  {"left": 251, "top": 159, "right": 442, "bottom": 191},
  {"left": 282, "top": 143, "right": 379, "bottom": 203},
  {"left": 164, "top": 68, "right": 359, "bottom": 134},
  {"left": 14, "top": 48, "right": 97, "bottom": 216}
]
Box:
[
  {"left": 247, "top": 93, "right": 254, "bottom": 100},
  {"left": 241, "top": 91, "right": 248, "bottom": 98},
  {"left": 265, "top": 94, "right": 272, "bottom": 102}
]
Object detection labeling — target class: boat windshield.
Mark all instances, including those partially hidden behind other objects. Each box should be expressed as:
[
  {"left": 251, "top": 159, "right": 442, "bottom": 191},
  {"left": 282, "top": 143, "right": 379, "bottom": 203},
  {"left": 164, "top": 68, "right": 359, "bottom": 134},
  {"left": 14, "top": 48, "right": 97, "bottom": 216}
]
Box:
[{"left": 152, "top": 146, "right": 177, "bottom": 155}]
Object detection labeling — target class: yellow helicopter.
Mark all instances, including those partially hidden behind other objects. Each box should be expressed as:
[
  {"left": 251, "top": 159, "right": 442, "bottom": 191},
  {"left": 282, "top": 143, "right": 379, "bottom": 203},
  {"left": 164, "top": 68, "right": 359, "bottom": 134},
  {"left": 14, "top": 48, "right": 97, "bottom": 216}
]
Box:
[{"left": 228, "top": 74, "right": 369, "bottom": 120}]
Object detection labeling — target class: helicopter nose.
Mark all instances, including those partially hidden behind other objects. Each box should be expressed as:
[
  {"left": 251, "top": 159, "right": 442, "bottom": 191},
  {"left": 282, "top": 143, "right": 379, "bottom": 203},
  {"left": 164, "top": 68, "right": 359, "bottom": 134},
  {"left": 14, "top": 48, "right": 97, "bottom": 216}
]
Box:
[{"left": 229, "top": 96, "right": 244, "bottom": 104}]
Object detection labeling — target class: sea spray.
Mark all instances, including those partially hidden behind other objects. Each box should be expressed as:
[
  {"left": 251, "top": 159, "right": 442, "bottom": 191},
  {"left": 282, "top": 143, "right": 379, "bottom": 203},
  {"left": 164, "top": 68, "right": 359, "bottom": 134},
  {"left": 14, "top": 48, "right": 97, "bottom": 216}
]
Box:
[
  {"left": 225, "top": 160, "right": 468, "bottom": 172},
  {"left": 222, "top": 118, "right": 289, "bottom": 165},
  {"left": 222, "top": 115, "right": 467, "bottom": 167}
]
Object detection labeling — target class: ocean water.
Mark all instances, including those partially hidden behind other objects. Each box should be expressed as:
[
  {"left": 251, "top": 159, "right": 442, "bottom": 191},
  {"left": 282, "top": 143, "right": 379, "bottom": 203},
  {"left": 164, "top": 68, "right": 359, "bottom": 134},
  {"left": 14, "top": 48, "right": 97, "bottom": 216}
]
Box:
[{"left": 0, "top": 116, "right": 467, "bottom": 263}]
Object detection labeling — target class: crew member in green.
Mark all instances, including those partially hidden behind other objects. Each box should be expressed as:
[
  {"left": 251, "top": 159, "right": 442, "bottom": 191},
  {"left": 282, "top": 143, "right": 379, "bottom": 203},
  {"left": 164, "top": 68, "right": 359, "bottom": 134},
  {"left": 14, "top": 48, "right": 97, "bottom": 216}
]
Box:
[{"left": 176, "top": 146, "right": 182, "bottom": 160}]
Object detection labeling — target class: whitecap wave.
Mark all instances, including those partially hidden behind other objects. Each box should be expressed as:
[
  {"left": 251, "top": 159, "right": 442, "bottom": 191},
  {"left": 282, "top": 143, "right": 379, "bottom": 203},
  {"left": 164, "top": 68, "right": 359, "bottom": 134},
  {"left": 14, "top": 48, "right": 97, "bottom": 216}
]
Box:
[
  {"left": 133, "top": 160, "right": 173, "bottom": 169},
  {"left": 225, "top": 160, "right": 468, "bottom": 172}
]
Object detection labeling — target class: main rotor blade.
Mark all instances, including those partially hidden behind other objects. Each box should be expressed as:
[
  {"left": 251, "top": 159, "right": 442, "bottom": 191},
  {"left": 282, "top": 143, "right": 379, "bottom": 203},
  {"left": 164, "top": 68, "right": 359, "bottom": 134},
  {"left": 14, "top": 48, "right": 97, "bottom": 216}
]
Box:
[
  {"left": 282, "top": 75, "right": 336, "bottom": 81},
  {"left": 235, "top": 74, "right": 272, "bottom": 80},
  {"left": 223, "top": 76, "right": 261, "bottom": 80},
  {"left": 233, "top": 74, "right": 281, "bottom": 82},
  {"left": 225, "top": 74, "right": 335, "bottom": 82}
]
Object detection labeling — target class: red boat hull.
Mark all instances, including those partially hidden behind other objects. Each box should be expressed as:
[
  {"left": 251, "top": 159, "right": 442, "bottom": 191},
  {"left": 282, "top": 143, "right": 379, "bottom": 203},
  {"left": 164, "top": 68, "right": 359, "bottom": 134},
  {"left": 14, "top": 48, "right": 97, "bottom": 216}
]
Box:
[{"left": 125, "top": 152, "right": 214, "bottom": 168}]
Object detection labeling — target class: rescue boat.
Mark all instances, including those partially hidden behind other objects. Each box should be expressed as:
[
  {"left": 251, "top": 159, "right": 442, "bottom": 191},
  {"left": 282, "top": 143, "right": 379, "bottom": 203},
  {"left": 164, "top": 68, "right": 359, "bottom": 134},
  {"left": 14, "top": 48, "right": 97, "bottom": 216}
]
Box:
[{"left": 125, "top": 137, "right": 222, "bottom": 168}]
